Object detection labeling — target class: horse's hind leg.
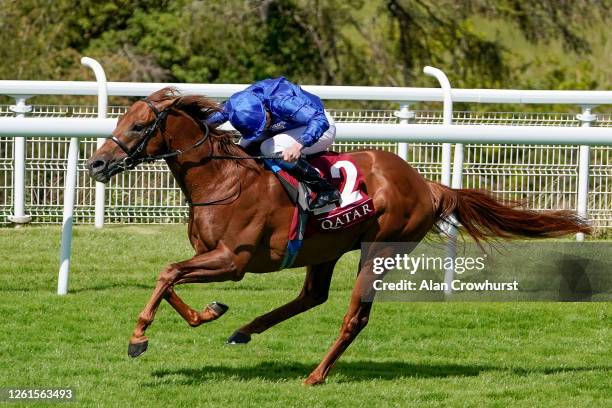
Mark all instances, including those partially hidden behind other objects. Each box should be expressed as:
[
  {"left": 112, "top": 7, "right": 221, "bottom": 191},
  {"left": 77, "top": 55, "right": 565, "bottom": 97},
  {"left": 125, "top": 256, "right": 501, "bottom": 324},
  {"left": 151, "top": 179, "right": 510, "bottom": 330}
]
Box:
[
  {"left": 226, "top": 259, "right": 337, "bottom": 344},
  {"left": 304, "top": 252, "right": 386, "bottom": 385}
]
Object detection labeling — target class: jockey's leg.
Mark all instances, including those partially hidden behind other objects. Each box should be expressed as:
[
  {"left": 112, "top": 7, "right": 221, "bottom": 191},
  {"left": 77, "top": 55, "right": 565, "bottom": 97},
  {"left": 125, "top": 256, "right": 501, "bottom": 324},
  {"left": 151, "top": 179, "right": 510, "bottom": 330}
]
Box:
[
  {"left": 260, "top": 114, "right": 340, "bottom": 209},
  {"left": 288, "top": 159, "right": 341, "bottom": 209}
]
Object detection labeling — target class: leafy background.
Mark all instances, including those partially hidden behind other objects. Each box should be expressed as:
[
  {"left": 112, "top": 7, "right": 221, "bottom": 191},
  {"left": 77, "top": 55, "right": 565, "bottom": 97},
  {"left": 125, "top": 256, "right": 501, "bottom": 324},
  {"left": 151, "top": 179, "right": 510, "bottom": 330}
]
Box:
[{"left": 1, "top": 0, "right": 609, "bottom": 91}]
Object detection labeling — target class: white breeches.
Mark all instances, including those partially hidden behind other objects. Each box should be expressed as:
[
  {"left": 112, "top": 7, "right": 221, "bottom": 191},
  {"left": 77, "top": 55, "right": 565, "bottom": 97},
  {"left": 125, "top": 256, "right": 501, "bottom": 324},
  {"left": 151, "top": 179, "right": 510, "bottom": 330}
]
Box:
[{"left": 256, "top": 111, "right": 336, "bottom": 156}]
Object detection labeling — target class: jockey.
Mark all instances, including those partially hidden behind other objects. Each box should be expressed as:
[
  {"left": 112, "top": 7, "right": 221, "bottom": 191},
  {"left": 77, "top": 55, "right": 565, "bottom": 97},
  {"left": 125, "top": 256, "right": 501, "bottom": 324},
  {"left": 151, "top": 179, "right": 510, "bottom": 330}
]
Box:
[{"left": 206, "top": 77, "right": 340, "bottom": 209}]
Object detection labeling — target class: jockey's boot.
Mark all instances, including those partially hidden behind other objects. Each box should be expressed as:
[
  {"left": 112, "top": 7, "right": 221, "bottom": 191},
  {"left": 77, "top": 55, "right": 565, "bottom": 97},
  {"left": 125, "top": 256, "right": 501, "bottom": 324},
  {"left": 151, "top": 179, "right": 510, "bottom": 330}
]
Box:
[
  {"left": 290, "top": 158, "right": 341, "bottom": 209},
  {"left": 276, "top": 158, "right": 341, "bottom": 210}
]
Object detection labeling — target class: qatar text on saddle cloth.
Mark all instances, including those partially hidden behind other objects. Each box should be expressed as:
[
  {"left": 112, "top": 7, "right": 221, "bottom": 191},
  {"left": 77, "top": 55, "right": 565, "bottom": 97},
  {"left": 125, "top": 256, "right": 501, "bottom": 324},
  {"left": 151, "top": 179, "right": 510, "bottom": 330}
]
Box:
[
  {"left": 266, "top": 152, "right": 376, "bottom": 269},
  {"left": 290, "top": 152, "right": 375, "bottom": 236}
]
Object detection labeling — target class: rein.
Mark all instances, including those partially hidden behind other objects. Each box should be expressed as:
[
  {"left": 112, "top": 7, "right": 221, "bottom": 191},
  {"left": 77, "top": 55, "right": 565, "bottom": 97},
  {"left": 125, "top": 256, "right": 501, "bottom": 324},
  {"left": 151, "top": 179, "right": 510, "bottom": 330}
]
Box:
[
  {"left": 110, "top": 99, "right": 210, "bottom": 169},
  {"left": 108, "top": 98, "right": 277, "bottom": 207}
]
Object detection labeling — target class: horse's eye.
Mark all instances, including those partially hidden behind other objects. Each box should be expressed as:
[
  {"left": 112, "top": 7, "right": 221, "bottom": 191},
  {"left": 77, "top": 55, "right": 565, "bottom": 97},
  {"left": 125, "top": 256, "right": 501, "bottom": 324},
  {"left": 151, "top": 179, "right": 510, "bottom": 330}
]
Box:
[{"left": 132, "top": 124, "right": 144, "bottom": 132}]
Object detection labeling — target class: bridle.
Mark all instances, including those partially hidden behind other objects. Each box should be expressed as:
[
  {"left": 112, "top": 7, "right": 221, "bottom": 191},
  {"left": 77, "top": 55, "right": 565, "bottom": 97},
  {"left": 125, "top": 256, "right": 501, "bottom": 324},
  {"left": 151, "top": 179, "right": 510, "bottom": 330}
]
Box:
[
  {"left": 110, "top": 98, "right": 280, "bottom": 167},
  {"left": 108, "top": 97, "right": 287, "bottom": 206},
  {"left": 110, "top": 98, "right": 210, "bottom": 171},
  {"left": 108, "top": 98, "right": 243, "bottom": 206}
]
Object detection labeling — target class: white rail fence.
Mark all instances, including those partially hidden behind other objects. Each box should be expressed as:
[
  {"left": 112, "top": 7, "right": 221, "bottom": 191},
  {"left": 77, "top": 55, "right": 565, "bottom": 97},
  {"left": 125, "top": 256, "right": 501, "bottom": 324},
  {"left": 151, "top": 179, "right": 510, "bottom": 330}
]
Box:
[
  {"left": 4, "top": 109, "right": 612, "bottom": 225},
  {"left": 1, "top": 59, "right": 612, "bottom": 294}
]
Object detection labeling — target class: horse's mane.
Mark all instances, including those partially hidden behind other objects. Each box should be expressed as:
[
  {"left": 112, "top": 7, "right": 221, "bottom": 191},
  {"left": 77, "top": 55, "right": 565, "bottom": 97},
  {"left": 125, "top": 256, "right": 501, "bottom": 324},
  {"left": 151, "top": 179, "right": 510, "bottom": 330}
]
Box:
[{"left": 148, "top": 87, "right": 260, "bottom": 171}]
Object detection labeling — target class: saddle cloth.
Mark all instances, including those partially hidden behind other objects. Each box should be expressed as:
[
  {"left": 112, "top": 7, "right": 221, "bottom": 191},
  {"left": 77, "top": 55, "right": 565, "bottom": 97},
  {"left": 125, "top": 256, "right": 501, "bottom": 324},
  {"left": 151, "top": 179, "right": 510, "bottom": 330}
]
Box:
[
  {"left": 303, "top": 153, "right": 375, "bottom": 234},
  {"left": 265, "top": 152, "right": 376, "bottom": 268}
]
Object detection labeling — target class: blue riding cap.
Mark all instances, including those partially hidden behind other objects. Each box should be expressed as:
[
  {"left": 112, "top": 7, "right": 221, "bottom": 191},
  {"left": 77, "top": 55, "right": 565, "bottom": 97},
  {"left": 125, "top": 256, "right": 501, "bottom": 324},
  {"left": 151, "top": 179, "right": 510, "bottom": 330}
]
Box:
[{"left": 208, "top": 91, "right": 267, "bottom": 141}]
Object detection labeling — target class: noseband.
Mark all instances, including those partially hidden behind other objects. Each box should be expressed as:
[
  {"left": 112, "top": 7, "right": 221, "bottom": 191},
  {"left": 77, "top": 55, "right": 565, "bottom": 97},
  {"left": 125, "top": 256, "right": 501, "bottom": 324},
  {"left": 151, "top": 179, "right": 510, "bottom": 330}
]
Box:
[{"left": 109, "top": 98, "right": 210, "bottom": 170}]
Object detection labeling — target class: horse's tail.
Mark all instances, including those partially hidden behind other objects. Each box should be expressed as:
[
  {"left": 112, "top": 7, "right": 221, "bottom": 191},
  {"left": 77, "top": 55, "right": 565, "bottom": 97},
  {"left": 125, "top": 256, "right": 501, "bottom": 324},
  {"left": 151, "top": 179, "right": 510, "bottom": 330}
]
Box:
[{"left": 427, "top": 181, "right": 591, "bottom": 242}]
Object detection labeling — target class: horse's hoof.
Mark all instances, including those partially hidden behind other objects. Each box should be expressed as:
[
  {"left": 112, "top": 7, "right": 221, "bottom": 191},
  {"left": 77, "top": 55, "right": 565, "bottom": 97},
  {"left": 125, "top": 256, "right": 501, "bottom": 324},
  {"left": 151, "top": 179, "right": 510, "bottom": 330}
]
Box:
[
  {"left": 128, "top": 340, "right": 148, "bottom": 358},
  {"left": 303, "top": 375, "right": 325, "bottom": 386},
  {"left": 226, "top": 330, "right": 251, "bottom": 345},
  {"left": 207, "top": 301, "right": 229, "bottom": 317}
]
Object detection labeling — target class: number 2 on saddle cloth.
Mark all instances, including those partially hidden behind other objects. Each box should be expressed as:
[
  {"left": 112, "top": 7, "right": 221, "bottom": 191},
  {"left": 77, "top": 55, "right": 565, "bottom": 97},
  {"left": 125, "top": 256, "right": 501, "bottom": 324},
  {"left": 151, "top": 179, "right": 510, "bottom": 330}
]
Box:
[{"left": 263, "top": 152, "right": 376, "bottom": 269}]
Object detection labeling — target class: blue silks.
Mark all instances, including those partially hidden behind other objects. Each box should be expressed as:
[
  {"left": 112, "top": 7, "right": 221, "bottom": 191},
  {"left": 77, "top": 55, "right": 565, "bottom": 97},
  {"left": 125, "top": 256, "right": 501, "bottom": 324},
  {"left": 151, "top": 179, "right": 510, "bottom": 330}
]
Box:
[{"left": 207, "top": 77, "right": 329, "bottom": 147}]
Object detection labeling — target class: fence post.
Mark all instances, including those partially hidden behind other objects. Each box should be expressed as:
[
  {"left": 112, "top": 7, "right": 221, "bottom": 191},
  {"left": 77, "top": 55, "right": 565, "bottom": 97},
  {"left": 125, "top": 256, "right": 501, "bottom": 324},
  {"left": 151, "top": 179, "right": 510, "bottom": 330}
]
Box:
[
  {"left": 8, "top": 96, "right": 33, "bottom": 227},
  {"left": 394, "top": 103, "right": 414, "bottom": 161},
  {"left": 57, "top": 137, "right": 79, "bottom": 295},
  {"left": 423, "top": 66, "right": 457, "bottom": 295},
  {"left": 576, "top": 106, "right": 596, "bottom": 241},
  {"left": 424, "top": 67, "right": 453, "bottom": 186},
  {"left": 451, "top": 145, "right": 464, "bottom": 190},
  {"left": 81, "top": 57, "right": 108, "bottom": 229}
]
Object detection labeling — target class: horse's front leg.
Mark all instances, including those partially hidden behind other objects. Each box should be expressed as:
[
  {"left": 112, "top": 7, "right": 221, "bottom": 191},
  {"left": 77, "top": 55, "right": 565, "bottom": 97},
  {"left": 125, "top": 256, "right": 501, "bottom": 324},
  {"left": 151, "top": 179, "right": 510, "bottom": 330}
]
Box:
[
  {"left": 128, "top": 241, "right": 244, "bottom": 357},
  {"left": 163, "top": 288, "right": 229, "bottom": 327}
]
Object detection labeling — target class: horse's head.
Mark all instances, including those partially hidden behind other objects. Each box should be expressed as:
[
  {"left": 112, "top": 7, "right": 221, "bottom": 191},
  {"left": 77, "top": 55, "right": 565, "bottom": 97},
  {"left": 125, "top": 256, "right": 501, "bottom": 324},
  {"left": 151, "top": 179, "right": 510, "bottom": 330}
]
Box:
[{"left": 87, "top": 87, "right": 220, "bottom": 183}]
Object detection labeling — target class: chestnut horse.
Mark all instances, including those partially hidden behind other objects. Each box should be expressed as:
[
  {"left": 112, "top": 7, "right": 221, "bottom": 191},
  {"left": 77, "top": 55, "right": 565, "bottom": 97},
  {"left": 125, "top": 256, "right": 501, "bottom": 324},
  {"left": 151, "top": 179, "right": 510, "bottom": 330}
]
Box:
[{"left": 87, "top": 87, "right": 590, "bottom": 385}]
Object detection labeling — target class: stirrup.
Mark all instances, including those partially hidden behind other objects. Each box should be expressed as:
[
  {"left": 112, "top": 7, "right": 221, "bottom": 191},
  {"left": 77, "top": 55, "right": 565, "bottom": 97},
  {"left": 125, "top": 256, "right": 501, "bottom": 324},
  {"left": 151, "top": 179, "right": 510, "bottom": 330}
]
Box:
[
  {"left": 311, "top": 189, "right": 341, "bottom": 209},
  {"left": 273, "top": 156, "right": 340, "bottom": 210}
]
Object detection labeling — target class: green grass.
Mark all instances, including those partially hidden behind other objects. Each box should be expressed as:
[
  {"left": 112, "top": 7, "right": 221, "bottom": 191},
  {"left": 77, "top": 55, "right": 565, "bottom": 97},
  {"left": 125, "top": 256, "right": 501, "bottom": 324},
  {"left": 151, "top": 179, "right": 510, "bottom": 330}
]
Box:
[{"left": 0, "top": 226, "right": 610, "bottom": 407}]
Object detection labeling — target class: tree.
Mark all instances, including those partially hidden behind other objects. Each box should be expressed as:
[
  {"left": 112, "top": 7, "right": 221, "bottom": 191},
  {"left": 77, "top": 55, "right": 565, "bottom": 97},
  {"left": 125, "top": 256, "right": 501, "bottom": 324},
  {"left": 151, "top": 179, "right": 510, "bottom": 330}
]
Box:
[
  {"left": 0, "top": 0, "right": 608, "bottom": 96},
  {"left": 382, "top": 0, "right": 610, "bottom": 89}
]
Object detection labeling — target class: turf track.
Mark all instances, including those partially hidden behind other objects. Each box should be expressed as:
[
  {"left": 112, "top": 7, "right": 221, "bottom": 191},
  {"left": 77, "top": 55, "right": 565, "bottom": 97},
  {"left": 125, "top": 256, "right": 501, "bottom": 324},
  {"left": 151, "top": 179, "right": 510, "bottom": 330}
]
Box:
[{"left": 0, "top": 226, "right": 610, "bottom": 407}]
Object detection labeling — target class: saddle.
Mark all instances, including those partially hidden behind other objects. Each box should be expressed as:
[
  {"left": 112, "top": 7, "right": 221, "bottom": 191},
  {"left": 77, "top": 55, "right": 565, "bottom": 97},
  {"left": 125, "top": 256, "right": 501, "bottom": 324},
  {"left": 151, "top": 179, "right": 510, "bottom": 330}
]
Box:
[{"left": 264, "top": 152, "right": 376, "bottom": 268}]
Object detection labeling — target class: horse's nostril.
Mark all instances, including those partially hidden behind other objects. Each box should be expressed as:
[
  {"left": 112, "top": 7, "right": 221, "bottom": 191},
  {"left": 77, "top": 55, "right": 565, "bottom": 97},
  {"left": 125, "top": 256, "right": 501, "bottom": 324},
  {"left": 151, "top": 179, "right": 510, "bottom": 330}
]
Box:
[
  {"left": 90, "top": 160, "right": 106, "bottom": 170},
  {"left": 87, "top": 157, "right": 111, "bottom": 182}
]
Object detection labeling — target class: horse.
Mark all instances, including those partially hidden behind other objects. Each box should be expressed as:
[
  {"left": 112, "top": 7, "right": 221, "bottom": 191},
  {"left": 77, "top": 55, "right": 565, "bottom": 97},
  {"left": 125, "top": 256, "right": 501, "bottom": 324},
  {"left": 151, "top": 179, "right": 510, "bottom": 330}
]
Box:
[{"left": 86, "top": 87, "right": 590, "bottom": 385}]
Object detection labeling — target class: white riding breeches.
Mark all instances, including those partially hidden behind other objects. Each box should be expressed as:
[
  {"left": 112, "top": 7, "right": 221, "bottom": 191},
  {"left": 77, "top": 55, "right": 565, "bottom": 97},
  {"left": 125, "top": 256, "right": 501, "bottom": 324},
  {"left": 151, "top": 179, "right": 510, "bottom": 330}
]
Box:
[{"left": 254, "top": 111, "right": 336, "bottom": 156}]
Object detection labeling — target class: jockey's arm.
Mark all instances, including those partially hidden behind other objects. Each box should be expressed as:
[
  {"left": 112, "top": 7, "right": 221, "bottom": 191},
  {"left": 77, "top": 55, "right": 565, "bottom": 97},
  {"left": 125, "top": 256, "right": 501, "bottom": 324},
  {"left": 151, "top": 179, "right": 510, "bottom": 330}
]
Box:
[
  {"left": 272, "top": 95, "right": 330, "bottom": 147},
  {"left": 294, "top": 109, "right": 329, "bottom": 148}
]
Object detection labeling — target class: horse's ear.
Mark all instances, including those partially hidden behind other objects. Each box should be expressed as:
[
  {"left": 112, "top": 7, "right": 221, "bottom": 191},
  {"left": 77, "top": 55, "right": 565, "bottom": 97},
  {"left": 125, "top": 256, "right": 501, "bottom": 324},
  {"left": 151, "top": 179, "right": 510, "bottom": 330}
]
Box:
[
  {"left": 163, "top": 87, "right": 181, "bottom": 99},
  {"left": 149, "top": 86, "right": 181, "bottom": 102}
]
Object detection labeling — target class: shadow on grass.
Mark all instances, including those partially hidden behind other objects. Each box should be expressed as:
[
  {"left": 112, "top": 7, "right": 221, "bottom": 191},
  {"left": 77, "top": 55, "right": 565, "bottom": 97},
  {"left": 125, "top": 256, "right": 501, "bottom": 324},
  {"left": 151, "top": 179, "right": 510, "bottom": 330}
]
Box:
[
  {"left": 0, "top": 281, "right": 153, "bottom": 293},
  {"left": 70, "top": 282, "right": 153, "bottom": 293},
  {"left": 149, "top": 361, "right": 611, "bottom": 385},
  {"left": 149, "top": 361, "right": 490, "bottom": 385},
  {"left": 508, "top": 366, "right": 610, "bottom": 376}
]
